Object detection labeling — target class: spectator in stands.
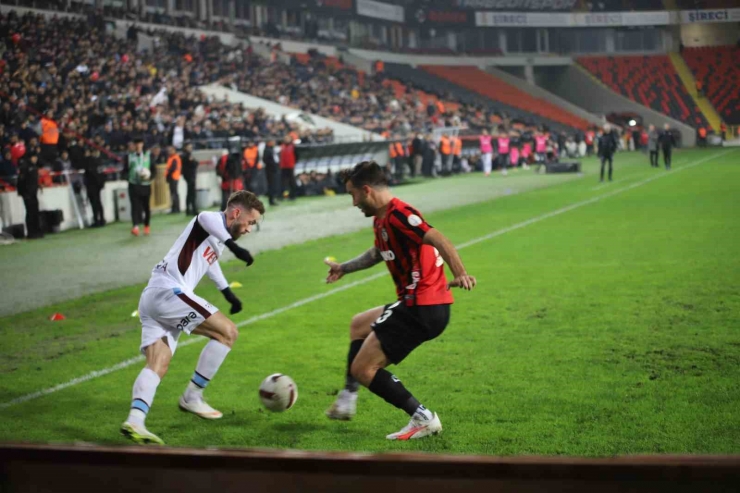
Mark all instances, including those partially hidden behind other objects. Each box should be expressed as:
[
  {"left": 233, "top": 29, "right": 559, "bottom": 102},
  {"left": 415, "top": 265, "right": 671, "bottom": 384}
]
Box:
[
  {"left": 16, "top": 148, "right": 43, "bottom": 239},
  {"left": 0, "top": 148, "right": 16, "bottom": 190},
  {"left": 123, "top": 137, "right": 156, "bottom": 236},
  {"left": 181, "top": 141, "right": 199, "bottom": 216},
  {"left": 658, "top": 124, "right": 676, "bottom": 170},
  {"left": 39, "top": 110, "right": 59, "bottom": 167},
  {"left": 648, "top": 125, "right": 659, "bottom": 168},
  {"left": 52, "top": 149, "right": 72, "bottom": 186},
  {"left": 279, "top": 135, "right": 297, "bottom": 201},
  {"left": 166, "top": 146, "right": 182, "bottom": 214}
]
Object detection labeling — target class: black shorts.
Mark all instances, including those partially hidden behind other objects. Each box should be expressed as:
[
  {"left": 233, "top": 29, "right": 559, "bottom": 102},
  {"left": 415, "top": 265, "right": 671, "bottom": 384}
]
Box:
[{"left": 372, "top": 302, "right": 451, "bottom": 365}]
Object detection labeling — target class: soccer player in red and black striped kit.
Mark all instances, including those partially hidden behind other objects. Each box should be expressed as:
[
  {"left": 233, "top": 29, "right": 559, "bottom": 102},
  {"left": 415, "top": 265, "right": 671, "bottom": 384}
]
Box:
[{"left": 325, "top": 161, "right": 476, "bottom": 440}]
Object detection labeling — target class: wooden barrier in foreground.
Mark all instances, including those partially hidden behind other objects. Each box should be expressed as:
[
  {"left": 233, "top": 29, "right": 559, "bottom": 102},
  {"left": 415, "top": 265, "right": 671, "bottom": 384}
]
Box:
[{"left": 1, "top": 443, "right": 739, "bottom": 493}]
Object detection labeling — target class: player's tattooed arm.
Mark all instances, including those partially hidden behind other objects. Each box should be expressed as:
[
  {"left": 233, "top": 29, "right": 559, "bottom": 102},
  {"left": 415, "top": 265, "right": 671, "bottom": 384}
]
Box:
[
  {"left": 423, "top": 229, "right": 477, "bottom": 291},
  {"left": 341, "top": 247, "right": 382, "bottom": 274}
]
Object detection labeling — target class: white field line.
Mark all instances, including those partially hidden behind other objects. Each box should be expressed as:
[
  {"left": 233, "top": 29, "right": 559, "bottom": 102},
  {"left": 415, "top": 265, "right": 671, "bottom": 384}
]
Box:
[{"left": 1, "top": 150, "right": 732, "bottom": 410}]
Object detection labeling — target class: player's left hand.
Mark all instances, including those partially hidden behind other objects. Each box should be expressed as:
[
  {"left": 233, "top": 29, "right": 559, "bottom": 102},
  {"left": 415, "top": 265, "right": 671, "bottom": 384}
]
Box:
[
  {"left": 221, "top": 287, "right": 243, "bottom": 314},
  {"left": 447, "top": 274, "right": 477, "bottom": 291}
]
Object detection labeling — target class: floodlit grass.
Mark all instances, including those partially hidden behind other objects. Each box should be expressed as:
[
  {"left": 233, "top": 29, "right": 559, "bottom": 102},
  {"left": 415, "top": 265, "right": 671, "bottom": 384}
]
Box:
[{"left": 0, "top": 149, "right": 738, "bottom": 456}]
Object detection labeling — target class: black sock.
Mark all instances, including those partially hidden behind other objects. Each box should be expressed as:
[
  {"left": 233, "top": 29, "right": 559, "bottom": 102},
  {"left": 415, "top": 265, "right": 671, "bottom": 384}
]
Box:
[
  {"left": 345, "top": 339, "right": 364, "bottom": 392},
  {"left": 368, "top": 369, "right": 421, "bottom": 417}
]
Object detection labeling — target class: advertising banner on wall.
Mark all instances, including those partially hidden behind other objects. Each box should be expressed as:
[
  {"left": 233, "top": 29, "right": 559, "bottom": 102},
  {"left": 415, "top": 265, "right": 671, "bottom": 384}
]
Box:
[
  {"left": 407, "top": 2, "right": 476, "bottom": 27},
  {"left": 453, "top": 0, "right": 578, "bottom": 11},
  {"left": 356, "top": 0, "right": 405, "bottom": 23},
  {"left": 679, "top": 8, "right": 740, "bottom": 23},
  {"left": 475, "top": 8, "right": 735, "bottom": 27}
]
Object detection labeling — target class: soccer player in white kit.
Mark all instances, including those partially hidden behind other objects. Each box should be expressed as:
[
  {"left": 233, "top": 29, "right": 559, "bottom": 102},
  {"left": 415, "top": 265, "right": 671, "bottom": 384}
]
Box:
[{"left": 121, "top": 191, "right": 265, "bottom": 445}]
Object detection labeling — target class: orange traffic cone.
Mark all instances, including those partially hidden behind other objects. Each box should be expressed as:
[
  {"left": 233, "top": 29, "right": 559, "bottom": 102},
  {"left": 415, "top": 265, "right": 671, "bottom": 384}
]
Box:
[{"left": 49, "top": 313, "right": 66, "bottom": 321}]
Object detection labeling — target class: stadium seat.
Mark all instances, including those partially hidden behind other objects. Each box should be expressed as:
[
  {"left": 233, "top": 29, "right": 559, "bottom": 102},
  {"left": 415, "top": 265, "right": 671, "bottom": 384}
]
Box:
[
  {"left": 421, "top": 66, "right": 590, "bottom": 131},
  {"left": 578, "top": 55, "right": 710, "bottom": 128},
  {"left": 682, "top": 46, "right": 740, "bottom": 125},
  {"left": 383, "top": 63, "right": 579, "bottom": 133}
]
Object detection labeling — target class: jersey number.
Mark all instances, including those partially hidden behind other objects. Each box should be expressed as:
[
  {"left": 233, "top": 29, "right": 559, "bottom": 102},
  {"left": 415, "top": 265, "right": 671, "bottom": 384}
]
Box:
[{"left": 376, "top": 301, "right": 401, "bottom": 325}]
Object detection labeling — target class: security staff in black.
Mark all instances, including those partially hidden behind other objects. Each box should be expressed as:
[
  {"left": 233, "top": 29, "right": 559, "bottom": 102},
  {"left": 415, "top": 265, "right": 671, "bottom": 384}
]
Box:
[
  {"left": 84, "top": 148, "right": 106, "bottom": 227},
  {"left": 658, "top": 124, "right": 677, "bottom": 170},
  {"left": 597, "top": 124, "right": 618, "bottom": 182},
  {"left": 181, "top": 141, "right": 199, "bottom": 216},
  {"left": 16, "top": 149, "right": 43, "bottom": 239}
]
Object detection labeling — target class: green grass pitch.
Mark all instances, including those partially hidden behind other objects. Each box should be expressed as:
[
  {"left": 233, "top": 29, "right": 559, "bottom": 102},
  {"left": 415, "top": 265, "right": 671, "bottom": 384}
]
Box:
[{"left": 0, "top": 148, "right": 738, "bottom": 456}]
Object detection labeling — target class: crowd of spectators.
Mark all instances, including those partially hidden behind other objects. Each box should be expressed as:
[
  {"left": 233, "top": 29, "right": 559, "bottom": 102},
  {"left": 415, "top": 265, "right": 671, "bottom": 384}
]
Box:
[{"left": 0, "top": 10, "right": 334, "bottom": 189}]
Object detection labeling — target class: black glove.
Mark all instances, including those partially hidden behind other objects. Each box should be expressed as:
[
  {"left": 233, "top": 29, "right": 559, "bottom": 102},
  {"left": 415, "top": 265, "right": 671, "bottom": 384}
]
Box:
[
  {"left": 221, "top": 287, "right": 242, "bottom": 315},
  {"left": 225, "top": 239, "right": 254, "bottom": 267}
]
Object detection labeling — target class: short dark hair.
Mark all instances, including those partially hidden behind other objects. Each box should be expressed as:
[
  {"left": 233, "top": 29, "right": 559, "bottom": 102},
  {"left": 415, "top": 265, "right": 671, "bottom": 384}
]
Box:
[
  {"left": 340, "top": 161, "right": 388, "bottom": 189},
  {"left": 227, "top": 190, "right": 265, "bottom": 215}
]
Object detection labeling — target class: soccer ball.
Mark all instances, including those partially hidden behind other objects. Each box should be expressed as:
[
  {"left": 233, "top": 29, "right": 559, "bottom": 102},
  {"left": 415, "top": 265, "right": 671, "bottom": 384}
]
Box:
[
  {"left": 258, "top": 373, "right": 298, "bottom": 412},
  {"left": 139, "top": 168, "right": 151, "bottom": 181}
]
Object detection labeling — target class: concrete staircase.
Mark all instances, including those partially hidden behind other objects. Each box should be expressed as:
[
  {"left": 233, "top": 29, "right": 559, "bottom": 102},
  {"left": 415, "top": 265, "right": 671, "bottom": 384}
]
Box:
[{"left": 669, "top": 52, "right": 723, "bottom": 131}]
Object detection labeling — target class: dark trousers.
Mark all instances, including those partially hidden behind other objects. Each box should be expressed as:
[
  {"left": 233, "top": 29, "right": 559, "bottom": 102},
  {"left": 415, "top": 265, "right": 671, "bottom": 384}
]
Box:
[
  {"left": 221, "top": 190, "right": 230, "bottom": 211},
  {"left": 184, "top": 177, "right": 197, "bottom": 215},
  {"left": 40, "top": 144, "right": 57, "bottom": 167},
  {"left": 649, "top": 150, "right": 659, "bottom": 167},
  {"left": 88, "top": 187, "right": 104, "bottom": 225},
  {"left": 281, "top": 168, "right": 296, "bottom": 199},
  {"left": 663, "top": 147, "right": 672, "bottom": 169},
  {"left": 129, "top": 183, "right": 151, "bottom": 227},
  {"left": 600, "top": 155, "right": 613, "bottom": 181},
  {"left": 168, "top": 179, "right": 180, "bottom": 213},
  {"left": 243, "top": 169, "right": 254, "bottom": 193},
  {"left": 394, "top": 157, "right": 406, "bottom": 179},
  {"left": 265, "top": 165, "right": 278, "bottom": 203},
  {"left": 22, "top": 193, "right": 43, "bottom": 238}
]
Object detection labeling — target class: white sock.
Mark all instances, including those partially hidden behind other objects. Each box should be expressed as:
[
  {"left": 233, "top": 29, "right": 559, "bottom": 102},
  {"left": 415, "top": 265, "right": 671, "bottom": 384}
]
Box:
[
  {"left": 127, "top": 368, "right": 161, "bottom": 427},
  {"left": 184, "top": 340, "right": 231, "bottom": 401},
  {"left": 414, "top": 405, "right": 434, "bottom": 421}
]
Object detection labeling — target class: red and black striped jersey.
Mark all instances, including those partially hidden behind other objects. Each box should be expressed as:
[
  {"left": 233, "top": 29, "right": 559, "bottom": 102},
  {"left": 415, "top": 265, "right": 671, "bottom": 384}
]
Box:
[{"left": 374, "top": 198, "right": 453, "bottom": 307}]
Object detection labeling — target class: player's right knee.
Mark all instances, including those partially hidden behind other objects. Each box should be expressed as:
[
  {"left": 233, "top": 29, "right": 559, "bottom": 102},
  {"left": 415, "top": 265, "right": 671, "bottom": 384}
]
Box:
[{"left": 221, "top": 321, "right": 239, "bottom": 348}]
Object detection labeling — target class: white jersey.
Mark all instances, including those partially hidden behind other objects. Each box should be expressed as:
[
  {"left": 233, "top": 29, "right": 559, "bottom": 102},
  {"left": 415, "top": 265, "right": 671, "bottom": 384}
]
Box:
[{"left": 148, "top": 211, "right": 231, "bottom": 293}]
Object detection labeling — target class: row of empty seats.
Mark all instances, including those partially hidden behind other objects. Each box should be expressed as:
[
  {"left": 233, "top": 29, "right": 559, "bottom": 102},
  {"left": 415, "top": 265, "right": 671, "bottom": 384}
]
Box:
[
  {"left": 422, "top": 66, "right": 591, "bottom": 131},
  {"left": 578, "top": 55, "right": 710, "bottom": 129},
  {"left": 682, "top": 46, "right": 740, "bottom": 125},
  {"left": 383, "top": 63, "right": 579, "bottom": 134}
]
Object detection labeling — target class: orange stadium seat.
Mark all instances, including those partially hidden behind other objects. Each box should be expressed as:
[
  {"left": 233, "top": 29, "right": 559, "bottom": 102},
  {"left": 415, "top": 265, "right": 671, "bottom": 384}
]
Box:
[{"left": 421, "top": 66, "right": 590, "bottom": 131}]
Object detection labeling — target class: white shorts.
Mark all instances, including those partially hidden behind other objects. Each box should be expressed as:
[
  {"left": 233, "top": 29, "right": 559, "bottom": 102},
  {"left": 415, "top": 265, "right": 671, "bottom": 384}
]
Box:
[{"left": 138, "top": 286, "right": 218, "bottom": 355}]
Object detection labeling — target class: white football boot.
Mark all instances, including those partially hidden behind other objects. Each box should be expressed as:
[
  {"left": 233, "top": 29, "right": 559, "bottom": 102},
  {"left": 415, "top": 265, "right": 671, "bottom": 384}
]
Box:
[
  {"left": 178, "top": 395, "right": 223, "bottom": 419},
  {"left": 386, "top": 412, "right": 442, "bottom": 440},
  {"left": 325, "top": 389, "right": 358, "bottom": 421},
  {"left": 120, "top": 421, "right": 164, "bottom": 445}
]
